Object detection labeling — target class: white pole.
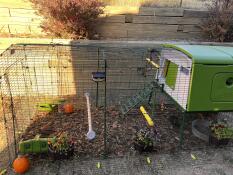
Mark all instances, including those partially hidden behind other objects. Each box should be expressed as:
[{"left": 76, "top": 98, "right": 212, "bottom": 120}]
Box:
[{"left": 85, "top": 92, "right": 96, "bottom": 141}]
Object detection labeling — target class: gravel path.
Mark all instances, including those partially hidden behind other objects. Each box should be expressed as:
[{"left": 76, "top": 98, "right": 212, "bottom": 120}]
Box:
[{"left": 7, "top": 146, "right": 233, "bottom": 175}]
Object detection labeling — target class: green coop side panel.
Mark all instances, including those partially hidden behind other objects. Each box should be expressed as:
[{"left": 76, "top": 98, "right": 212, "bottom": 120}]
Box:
[
  {"left": 165, "top": 61, "right": 178, "bottom": 90},
  {"left": 211, "top": 73, "right": 233, "bottom": 102},
  {"left": 187, "top": 64, "right": 233, "bottom": 112}
]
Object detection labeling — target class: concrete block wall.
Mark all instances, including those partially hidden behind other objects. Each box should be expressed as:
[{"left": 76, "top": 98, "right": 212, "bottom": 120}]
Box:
[
  {"left": 96, "top": 8, "right": 207, "bottom": 40},
  {"left": 0, "top": 7, "right": 42, "bottom": 36},
  {"left": 0, "top": 7, "right": 208, "bottom": 40}
]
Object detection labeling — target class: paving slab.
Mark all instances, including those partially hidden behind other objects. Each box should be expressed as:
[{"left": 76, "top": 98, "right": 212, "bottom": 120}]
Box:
[{"left": 7, "top": 146, "right": 233, "bottom": 175}]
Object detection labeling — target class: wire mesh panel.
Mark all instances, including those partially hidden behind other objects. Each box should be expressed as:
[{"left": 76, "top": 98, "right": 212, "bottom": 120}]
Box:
[
  {"left": 0, "top": 43, "right": 154, "bottom": 167},
  {"left": 1, "top": 43, "right": 232, "bottom": 170},
  {"left": 0, "top": 75, "right": 17, "bottom": 168}
]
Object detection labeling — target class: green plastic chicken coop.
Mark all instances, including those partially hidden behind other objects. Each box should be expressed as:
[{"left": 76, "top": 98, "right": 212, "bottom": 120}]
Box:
[{"left": 158, "top": 44, "right": 233, "bottom": 112}]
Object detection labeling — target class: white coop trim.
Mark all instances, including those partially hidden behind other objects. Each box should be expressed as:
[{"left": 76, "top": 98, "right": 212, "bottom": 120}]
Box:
[{"left": 158, "top": 49, "right": 192, "bottom": 110}]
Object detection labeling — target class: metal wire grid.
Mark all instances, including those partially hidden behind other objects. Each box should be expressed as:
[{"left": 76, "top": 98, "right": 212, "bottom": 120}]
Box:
[
  {"left": 0, "top": 43, "right": 232, "bottom": 170},
  {"left": 0, "top": 44, "right": 153, "bottom": 166}
]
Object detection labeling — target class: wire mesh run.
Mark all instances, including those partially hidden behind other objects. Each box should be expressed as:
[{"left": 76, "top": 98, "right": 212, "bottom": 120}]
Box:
[
  {"left": 0, "top": 43, "right": 153, "bottom": 167},
  {"left": 0, "top": 43, "right": 232, "bottom": 170}
]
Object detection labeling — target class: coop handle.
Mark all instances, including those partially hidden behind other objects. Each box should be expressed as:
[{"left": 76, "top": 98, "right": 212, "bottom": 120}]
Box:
[
  {"left": 39, "top": 105, "right": 48, "bottom": 108},
  {"left": 146, "top": 58, "right": 160, "bottom": 69},
  {"left": 140, "top": 106, "right": 154, "bottom": 127}
]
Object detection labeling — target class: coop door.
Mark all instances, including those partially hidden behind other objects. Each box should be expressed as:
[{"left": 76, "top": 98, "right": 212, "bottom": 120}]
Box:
[
  {"left": 164, "top": 60, "right": 178, "bottom": 90},
  {"left": 211, "top": 72, "right": 233, "bottom": 102}
]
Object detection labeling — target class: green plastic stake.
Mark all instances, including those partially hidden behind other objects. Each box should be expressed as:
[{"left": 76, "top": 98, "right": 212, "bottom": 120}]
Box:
[
  {"left": 146, "top": 157, "right": 151, "bottom": 164},
  {"left": 191, "top": 154, "right": 197, "bottom": 160},
  {"left": 96, "top": 162, "right": 101, "bottom": 169}
]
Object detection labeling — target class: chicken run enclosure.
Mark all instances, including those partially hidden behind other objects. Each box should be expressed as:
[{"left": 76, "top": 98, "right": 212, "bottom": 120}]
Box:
[{"left": 0, "top": 43, "right": 233, "bottom": 168}]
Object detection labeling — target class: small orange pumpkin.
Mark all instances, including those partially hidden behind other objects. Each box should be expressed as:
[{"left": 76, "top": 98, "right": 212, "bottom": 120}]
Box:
[
  {"left": 13, "top": 156, "right": 30, "bottom": 174},
  {"left": 64, "top": 103, "right": 74, "bottom": 114}
]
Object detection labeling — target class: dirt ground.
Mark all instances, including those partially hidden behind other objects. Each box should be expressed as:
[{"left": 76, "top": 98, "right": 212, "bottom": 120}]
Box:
[
  {"left": 1, "top": 97, "right": 233, "bottom": 174},
  {"left": 20, "top": 100, "right": 207, "bottom": 159}
]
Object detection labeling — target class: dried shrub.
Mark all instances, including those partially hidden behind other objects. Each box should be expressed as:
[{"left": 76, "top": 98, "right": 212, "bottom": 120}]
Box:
[
  {"left": 29, "top": 0, "right": 104, "bottom": 39},
  {"left": 202, "top": 0, "right": 233, "bottom": 42}
]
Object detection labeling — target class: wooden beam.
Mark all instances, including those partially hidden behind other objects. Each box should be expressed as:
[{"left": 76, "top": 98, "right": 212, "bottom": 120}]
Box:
[{"left": 139, "top": 7, "right": 184, "bottom": 17}]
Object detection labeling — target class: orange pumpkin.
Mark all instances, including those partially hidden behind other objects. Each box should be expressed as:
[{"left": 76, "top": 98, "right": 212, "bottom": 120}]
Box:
[
  {"left": 13, "top": 156, "right": 30, "bottom": 174},
  {"left": 64, "top": 103, "right": 74, "bottom": 114}
]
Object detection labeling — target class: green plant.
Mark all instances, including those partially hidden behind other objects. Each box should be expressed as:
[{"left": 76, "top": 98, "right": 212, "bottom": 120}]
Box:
[
  {"left": 133, "top": 129, "right": 155, "bottom": 152},
  {"left": 48, "top": 132, "right": 74, "bottom": 156},
  {"left": 210, "top": 122, "right": 233, "bottom": 139},
  {"left": 201, "top": 0, "right": 233, "bottom": 42},
  {"left": 29, "top": 0, "right": 104, "bottom": 39}
]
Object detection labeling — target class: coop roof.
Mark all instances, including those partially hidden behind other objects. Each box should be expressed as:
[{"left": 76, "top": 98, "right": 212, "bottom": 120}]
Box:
[{"left": 163, "top": 44, "right": 233, "bottom": 65}]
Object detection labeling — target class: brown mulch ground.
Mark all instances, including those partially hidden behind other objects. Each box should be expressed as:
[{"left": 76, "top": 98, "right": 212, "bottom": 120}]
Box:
[{"left": 20, "top": 100, "right": 208, "bottom": 158}]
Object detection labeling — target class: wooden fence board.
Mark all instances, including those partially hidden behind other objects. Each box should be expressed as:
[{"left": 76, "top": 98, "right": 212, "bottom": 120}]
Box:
[
  {"left": 28, "top": 25, "right": 42, "bottom": 33},
  {"left": 9, "top": 24, "right": 29, "bottom": 34},
  {"left": 0, "top": 16, "right": 41, "bottom": 25},
  {"left": 179, "top": 17, "right": 204, "bottom": 25},
  {"left": 133, "top": 16, "right": 182, "bottom": 24},
  {"left": 96, "top": 23, "right": 128, "bottom": 38},
  {"left": 183, "top": 25, "right": 202, "bottom": 32},
  {"left": 0, "top": 7, "right": 10, "bottom": 17},
  {"left": 154, "top": 8, "right": 184, "bottom": 16},
  {"left": 9, "top": 8, "right": 39, "bottom": 18},
  {"left": 127, "top": 30, "right": 202, "bottom": 39},
  {"left": 99, "top": 15, "right": 125, "bottom": 23},
  {"left": 0, "top": 7, "right": 209, "bottom": 40},
  {"left": 183, "top": 9, "right": 209, "bottom": 18},
  {"left": 133, "top": 16, "right": 204, "bottom": 25},
  {"left": 127, "top": 23, "right": 178, "bottom": 32},
  {"left": 139, "top": 7, "right": 184, "bottom": 17},
  {"left": 125, "top": 14, "right": 133, "bottom": 23},
  {"left": 138, "top": 7, "right": 155, "bottom": 16}
]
